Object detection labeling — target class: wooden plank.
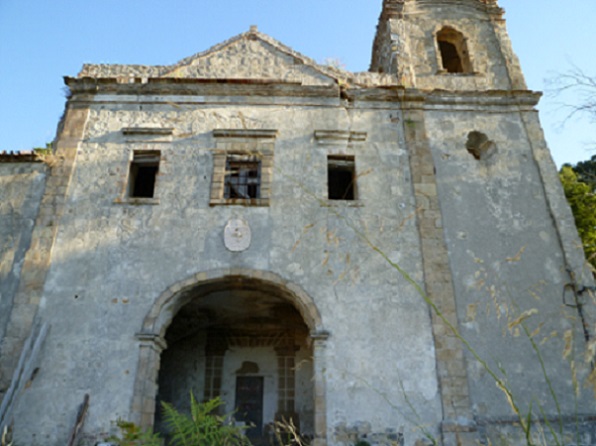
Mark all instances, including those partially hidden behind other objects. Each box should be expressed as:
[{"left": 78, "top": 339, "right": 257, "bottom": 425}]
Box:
[
  {"left": 66, "top": 394, "right": 90, "bottom": 446},
  {"left": 0, "top": 323, "right": 37, "bottom": 423},
  {"left": 0, "top": 322, "right": 49, "bottom": 431}
]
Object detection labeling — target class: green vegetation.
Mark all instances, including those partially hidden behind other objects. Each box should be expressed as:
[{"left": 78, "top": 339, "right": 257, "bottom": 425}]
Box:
[
  {"left": 559, "top": 159, "right": 596, "bottom": 270},
  {"left": 107, "top": 420, "right": 161, "bottom": 446},
  {"left": 32, "top": 142, "right": 53, "bottom": 156},
  {"left": 108, "top": 396, "right": 250, "bottom": 446},
  {"left": 161, "top": 395, "right": 250, "bottom": 446},
  {"left": 569, "top": 155, "right": 596, "bottom": 191}
]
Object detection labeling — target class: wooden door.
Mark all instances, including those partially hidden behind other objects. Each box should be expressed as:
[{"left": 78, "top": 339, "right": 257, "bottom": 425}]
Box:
[{"left": 235, "top": 376, "right": 264, "bottom": 440}]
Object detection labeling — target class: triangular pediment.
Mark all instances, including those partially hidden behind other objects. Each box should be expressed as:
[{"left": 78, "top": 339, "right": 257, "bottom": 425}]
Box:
[
  {"left": 77, "top": 28, "right": 390, "bottom": 88},
  {"left": 160, "top": 29, "right": 338, "bottom": 85}
]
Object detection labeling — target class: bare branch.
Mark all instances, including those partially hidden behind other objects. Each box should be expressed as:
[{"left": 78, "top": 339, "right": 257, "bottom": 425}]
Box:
[{"left": 547, "top": 63, "right": 596, "bottom": 125}]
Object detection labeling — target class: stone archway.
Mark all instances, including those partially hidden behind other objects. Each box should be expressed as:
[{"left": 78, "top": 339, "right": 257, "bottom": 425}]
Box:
[{"left": 130, "top": 268, "right": 328, "bottom": 445}]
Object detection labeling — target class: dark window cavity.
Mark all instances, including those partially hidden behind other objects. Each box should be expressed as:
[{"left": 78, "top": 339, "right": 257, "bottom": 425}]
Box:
[
  {"left": 328, "top": 155, "right": 356, "bottom": 200},
  {"left": 224, "top": 155, "right": 261, "bottom": 199},
  {"left": 128, "top": 151, "right": 160, "bottom": 198}
]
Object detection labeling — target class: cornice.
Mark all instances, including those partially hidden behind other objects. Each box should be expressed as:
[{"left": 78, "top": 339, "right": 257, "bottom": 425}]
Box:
[
  {"left": 0, "top": 151, "right": 45, "bottom": 163},
  {"left": 345, "top": 87, "right": 541, "bottom": 108},
  {"left": 64, "top": 76, "right": 541, "bottom": 109},
  {"left": 314, "top": 130, "right": 368, "bottom": 143},
  {"left": 380, "top": 0, "right": 503, "bottom": 19},
  {"left": 423, "top": 89, "right": 541, "bottom": 107},
  {"left": 65, "top": 76, "right": 338, "bottom": 99}
]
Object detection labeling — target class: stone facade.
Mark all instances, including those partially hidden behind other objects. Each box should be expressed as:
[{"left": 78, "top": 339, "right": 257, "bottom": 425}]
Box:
[
  {"left": 0, "top": 154, "right": 48, "bottom": 349},
  {"left": 1, "top": 1, "right": 595, "bottom": 445}
]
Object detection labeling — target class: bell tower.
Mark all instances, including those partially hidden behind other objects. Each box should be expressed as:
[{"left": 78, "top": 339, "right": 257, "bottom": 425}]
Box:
[{"left": 370, "top": 0, "right": 526, "bottom": 90}]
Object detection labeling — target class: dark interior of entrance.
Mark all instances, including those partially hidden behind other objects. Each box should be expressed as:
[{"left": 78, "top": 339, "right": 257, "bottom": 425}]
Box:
[
  {"left": 154, "top": 277, "right": 314, "bottom": 444},
  {"left": 236, "top": 376, "right": 264, "bottom": 442}
]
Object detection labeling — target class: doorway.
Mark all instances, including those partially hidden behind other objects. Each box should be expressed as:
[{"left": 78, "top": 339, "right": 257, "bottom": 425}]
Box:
[
  {"left": 153, "top": 276, "right": 316, "bottom": 441},
  {"left": 235, "top": 376, "right": 264, "bottom": 441}
]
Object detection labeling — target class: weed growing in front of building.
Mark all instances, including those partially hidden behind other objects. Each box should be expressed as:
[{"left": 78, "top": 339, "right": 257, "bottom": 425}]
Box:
[
  {"left": 1, "top": 426, "right": 12, "bottom": 446},
  {"left": 108, "top": 395, "right": 252, "bottom": 446},
  {"left": 107, "top": 420, "right": 161, "bottom": 446},
  {"left": 161, "top": 395, "right": 251, "bottom": 446},
  {"left": 271, "top": 418, "right": 310, "bottom": 446}
]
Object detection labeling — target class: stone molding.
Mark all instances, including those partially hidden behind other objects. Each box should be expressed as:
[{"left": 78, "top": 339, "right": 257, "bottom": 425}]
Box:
[
  {"left": 390, "top": 0, "right": 502, "bottom": 15},
  {"left": 141, "top": 268, "right": 324, "bottom": 338},
  {"left": 314, "top": 130, "right": 367, "bottom": 143},
  {"left": 0, "top": 151, "right": 45, "bottom": 163},
  {"left": 348, "top": 88, "right": 540, "bottom": 107},
  {"left": 65, "top": 75, "right": 541, "bottom": 110},
  {"left": 135, "top": 333, "right": 167, "bottom": 352},
  {"left": 122, "top": 127, "right": 174, "bottom": 136},
  {"left": 65, "top": 77, "right": 338, "bottom": 99},
  {"left": 213, "top": 129, "right": 278, "bottom": 139},
  {"left": 310, "top": 330, "right": 331, "bottom": 341}
]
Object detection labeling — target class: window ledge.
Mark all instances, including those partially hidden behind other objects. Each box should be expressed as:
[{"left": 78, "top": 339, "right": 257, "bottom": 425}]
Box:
[
  {"left": 114, "top": 197, "right": 160, "bottom": 205},
  {"left": 435, "top": 70, "right": 481, "bottom": 76},
  {"left": 321, "top": 200, "right": 363, "bottom": 208},
  {"left": 210, "top": 198, "right": 270, "bottom": 207}
]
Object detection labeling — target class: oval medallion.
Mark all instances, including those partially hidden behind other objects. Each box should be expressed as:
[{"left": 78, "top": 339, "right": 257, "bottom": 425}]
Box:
[{"left": 224, "top": 219, "right": 251, "bottom": 252}]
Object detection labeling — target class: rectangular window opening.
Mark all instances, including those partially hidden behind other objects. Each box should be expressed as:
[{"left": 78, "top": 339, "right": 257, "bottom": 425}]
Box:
[
  {"left": 328, "top": 155, "right": 356, "bottom": 200},
  {"left": 128, "top": 151, "right": 160, "bottom": 198},
  {"left": 224, "top": 155, "right": 261, "bottom": 199}
]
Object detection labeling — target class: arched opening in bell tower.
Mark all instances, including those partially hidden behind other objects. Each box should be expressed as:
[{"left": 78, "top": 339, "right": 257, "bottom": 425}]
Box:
[
  {"left": 436, "top": 26, "right": 472, "bottom": 74},
  {"left": 142, "top": 273, "right": 324, "bottom": 445}
]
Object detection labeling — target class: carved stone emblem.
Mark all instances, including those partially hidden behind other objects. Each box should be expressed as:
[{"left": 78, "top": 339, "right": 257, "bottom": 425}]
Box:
[{"left": 224, "top": 219, "right": 251, "bottom": 252}]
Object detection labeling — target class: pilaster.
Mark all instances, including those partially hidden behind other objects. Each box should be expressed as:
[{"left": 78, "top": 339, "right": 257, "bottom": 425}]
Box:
[
  {"left": 311, "top": 330, "right": 329, "bottom": 446},
  {"left": 402, "top": 105, "right": 478, "bottom": 446},
  {"left": 132, "top": 334, "right": 167, "bottom": 428},
  {"left": 0, "top": 102, "right": 89, "bottom": 399}
]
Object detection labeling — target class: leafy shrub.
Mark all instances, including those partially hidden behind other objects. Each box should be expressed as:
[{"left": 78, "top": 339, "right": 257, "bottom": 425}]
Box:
[
  {"left": 161, "top": 394, "right": 251, "bottom": 446},
  {"left": 107, "top": 419, "right": 161, "bottom": 446}
]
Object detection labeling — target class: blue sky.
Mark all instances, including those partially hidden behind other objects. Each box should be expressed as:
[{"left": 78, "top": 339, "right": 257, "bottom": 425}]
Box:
[{"left": 1, "top": 1, "right": 595, "bottom": 167}]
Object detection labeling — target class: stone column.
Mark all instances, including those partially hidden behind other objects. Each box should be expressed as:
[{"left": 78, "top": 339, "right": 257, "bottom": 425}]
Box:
[
  {"left": 132, "top": 333, "right": 167, "bottom": 429},
  {"left": 311, "top": 330, "right": 329, "bottom": 446}
]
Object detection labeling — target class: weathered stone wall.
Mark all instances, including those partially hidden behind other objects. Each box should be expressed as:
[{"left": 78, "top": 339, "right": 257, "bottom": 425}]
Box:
[
  {"left": 426, "top": 104, "right": 595, "bottom": 436},
  {"left": 9, "top": 94, "right": 443, "bottom": 446},
  {"left": 0, "top": 161, "right": 47, "bottom": 352}
]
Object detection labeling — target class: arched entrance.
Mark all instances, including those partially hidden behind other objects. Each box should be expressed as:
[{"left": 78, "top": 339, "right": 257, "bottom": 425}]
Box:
[{"left": 131, "top": 269, "right": 328, "bottom": 445}]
